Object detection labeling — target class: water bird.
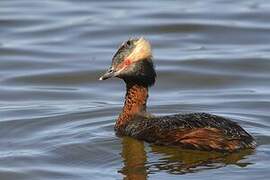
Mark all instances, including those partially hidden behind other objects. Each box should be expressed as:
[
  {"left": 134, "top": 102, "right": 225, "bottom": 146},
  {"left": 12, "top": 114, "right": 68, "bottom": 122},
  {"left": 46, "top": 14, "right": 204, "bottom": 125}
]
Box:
[{"left": 99, "top": 37, "right": 256, "bottom": 152}]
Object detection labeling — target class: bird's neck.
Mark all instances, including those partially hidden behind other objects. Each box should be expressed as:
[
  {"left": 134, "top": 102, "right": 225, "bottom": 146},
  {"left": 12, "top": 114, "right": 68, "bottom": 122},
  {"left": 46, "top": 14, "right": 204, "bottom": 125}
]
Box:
[{"left": 116, "top": 82, "right": 149, "bottom": 130}]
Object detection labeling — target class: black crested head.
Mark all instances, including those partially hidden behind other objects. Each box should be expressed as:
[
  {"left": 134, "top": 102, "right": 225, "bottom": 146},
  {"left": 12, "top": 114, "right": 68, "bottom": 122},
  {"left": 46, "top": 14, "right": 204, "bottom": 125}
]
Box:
[{"left": 99, "top": 37, "right": 156, "bottom": 87}]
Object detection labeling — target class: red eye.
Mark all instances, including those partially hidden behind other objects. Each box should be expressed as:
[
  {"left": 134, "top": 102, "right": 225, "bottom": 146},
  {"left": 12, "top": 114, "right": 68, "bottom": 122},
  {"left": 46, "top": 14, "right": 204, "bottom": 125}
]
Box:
[{"left": 124, "top": 59, "right": 131, "bottom": 65}]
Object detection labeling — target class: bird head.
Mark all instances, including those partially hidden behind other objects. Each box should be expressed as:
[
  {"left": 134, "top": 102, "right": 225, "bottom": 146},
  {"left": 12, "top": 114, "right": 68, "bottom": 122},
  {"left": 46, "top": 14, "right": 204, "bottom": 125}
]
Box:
[{"left": 99, "top": 37, "right": 156, "bottom": 86}]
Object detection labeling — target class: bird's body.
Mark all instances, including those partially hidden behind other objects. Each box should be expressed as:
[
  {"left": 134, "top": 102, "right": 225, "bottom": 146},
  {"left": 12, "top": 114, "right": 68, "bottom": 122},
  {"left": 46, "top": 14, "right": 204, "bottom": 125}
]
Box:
[
  {"left": 117, "top": 112, "right": 255, "bottom": 152},
  {"left": 100, "top": 37, "right": 256, "bottom": 152}
]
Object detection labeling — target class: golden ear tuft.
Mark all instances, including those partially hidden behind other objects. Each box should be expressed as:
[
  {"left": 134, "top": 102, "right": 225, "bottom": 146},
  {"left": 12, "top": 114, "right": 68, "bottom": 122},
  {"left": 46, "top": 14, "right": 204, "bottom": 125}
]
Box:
[{"left": 128, "top": 37, "right": 152, "bottom": 62}]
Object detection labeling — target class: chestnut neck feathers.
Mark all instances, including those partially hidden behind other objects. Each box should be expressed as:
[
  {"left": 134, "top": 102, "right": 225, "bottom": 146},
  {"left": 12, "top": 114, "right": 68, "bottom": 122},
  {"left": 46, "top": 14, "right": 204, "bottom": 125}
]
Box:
[{"left": 116, "top": 82, "right": 149, "bottom": 129}]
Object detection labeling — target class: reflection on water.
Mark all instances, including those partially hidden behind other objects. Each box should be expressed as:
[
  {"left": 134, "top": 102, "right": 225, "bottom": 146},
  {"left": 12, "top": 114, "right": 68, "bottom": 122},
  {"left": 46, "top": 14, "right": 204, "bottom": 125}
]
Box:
[
  {"left": 1, "top": 0, "right": 270, "bottom": 179},
  {"left": 120, "top": 137, "right": 147, "bottom": 180},
  {"left": 120, "top": 137, "right": 253, "bottom": 179},
  {"left": 149, "top": 145, "right": 253, "bottom": 174}
]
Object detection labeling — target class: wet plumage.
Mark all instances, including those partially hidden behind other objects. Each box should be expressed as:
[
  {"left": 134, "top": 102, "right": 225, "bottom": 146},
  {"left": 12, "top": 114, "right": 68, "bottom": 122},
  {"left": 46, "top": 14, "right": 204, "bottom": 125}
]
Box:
[{"left": 100, "top": 37, "right": 256, "bottom": 152}]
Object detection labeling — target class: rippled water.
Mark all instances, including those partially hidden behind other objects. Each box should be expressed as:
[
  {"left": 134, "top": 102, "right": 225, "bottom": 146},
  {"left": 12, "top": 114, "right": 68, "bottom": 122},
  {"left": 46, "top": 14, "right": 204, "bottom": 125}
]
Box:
[{"left": 1, "top": 0, "right": 270, "bottom": 179}]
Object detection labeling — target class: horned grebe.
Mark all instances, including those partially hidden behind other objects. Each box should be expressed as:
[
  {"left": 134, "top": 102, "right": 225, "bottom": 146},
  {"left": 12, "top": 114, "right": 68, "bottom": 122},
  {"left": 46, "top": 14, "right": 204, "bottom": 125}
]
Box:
[{"left": 99, "top": 37, "right": 256, "bottom": 152}]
